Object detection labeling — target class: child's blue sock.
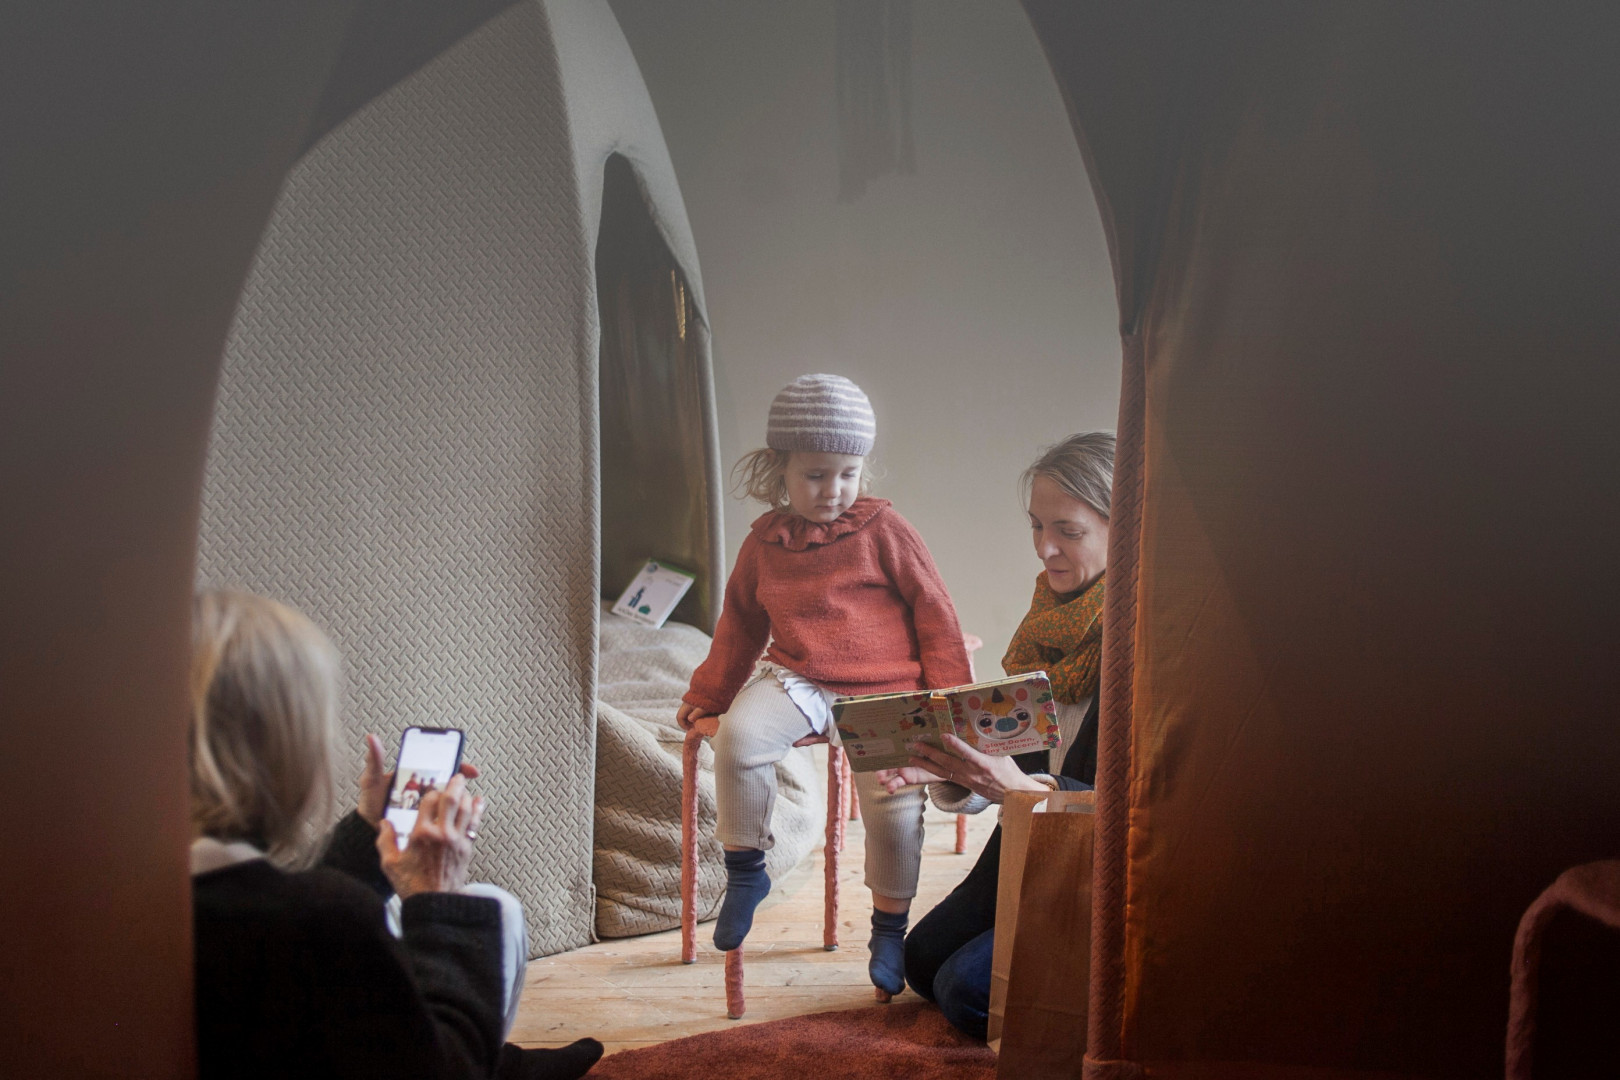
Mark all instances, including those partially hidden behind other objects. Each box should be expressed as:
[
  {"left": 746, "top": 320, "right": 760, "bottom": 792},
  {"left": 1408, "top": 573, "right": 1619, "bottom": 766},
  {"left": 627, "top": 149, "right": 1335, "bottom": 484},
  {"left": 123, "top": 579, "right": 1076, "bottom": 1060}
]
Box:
[
  {"left": 868, "top": 908, "right": 909, "bottom": 995},
  {"left": 714, "top": 847, "right": 770, "bottom": 952}
]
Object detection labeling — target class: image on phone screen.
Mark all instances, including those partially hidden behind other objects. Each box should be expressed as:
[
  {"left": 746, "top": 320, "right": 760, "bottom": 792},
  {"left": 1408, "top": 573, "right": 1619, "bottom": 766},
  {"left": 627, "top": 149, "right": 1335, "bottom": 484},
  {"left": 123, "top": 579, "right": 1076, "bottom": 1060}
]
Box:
[{"left": 385, "top": 727, "right": 464, "bottom": 850}]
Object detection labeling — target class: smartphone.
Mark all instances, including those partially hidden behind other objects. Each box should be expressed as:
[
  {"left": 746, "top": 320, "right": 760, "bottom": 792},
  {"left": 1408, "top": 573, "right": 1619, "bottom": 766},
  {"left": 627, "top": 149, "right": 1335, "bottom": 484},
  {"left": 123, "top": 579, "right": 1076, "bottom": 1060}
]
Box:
[{"left": 383, "top": 726, "right": 466, "bottom": 850}]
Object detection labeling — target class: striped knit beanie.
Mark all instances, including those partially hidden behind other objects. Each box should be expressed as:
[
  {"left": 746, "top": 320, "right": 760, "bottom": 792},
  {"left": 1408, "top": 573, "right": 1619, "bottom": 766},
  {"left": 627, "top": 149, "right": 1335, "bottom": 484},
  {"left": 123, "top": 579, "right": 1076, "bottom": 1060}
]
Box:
[{"left": 765, "top": 374, "right": 876, "bottom": 457}]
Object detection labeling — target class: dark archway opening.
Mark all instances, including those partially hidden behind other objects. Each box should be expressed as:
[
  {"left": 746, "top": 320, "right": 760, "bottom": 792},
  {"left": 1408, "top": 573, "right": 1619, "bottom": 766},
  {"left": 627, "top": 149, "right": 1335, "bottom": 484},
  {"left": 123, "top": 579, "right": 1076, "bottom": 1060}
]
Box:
[{"left": 595, "top": 153, "right": 715, "bottom": 632}]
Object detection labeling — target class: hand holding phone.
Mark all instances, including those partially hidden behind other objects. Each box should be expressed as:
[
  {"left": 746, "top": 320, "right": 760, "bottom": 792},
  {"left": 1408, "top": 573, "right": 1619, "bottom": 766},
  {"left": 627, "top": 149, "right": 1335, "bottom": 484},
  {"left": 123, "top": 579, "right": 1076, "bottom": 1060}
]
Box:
[
  {"left": 378, "top": 772, "right": 484, "bottom": 898},
  {"left": 383, "top": 726, "right": 466, "bottom": 850}
]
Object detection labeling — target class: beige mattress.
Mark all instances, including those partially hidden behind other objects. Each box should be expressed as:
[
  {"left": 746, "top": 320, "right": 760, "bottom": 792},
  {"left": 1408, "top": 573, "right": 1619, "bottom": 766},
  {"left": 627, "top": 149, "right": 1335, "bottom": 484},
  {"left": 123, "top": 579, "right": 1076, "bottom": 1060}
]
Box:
[{"left": 594, "top": 608, "right": 818, "bottom": 938}]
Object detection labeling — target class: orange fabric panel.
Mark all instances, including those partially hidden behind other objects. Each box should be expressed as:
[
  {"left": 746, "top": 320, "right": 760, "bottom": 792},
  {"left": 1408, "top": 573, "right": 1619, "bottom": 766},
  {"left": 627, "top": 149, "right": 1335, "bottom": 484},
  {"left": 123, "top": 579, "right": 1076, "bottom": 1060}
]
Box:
[
  {"left": 5, "top": 7, "right": 532, "bottom": 1074},
  {"left": 0, "top": 5, "right": 418, "bottom": 1075},
  {"left": 1024, "top": 3, "right": 1620, "bottom": 1077}
]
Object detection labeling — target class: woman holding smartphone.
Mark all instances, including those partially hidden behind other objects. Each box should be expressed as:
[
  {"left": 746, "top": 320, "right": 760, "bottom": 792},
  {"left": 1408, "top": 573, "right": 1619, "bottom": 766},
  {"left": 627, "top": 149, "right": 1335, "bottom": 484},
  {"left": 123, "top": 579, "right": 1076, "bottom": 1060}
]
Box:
[{"left": 188, "top": 588, "right": 601, "bottom": 1080}]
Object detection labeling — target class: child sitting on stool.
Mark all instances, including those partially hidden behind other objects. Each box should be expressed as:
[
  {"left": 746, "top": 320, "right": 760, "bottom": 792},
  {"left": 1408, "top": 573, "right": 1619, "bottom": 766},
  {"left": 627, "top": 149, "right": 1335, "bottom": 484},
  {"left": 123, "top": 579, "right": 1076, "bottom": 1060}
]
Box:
[{"left": 677, "top": 373, "right": 971, "bottom": 997}]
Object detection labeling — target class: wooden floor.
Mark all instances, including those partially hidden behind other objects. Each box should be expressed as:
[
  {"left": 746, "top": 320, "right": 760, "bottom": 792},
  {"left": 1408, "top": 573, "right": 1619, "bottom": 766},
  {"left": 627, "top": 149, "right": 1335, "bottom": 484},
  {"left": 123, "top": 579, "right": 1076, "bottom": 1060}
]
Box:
[{"left": 511, "top": 753, "right": 996, "bottom": 1058}]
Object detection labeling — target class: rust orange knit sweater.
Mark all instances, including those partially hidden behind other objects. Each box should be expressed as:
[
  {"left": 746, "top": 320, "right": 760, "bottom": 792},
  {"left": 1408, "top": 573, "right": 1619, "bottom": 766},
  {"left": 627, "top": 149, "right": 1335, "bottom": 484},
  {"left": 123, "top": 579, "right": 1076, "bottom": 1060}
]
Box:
[{"left": 684, "top": 497, "right": 972, "bottom": 715}]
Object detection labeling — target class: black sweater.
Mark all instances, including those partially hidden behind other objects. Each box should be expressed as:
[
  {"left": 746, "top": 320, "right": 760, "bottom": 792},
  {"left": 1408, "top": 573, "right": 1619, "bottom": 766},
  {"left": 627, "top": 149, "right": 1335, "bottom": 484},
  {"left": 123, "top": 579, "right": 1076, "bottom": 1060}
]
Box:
[
  {"left": 1013, "top": 690, "right": 1099, "bottom": 789},
  {"left": 192, "top": 812, "right": 505, "bottom": 1080},
  {"left": 953, "top": 693, "right": 1101, "bottom": 913}
]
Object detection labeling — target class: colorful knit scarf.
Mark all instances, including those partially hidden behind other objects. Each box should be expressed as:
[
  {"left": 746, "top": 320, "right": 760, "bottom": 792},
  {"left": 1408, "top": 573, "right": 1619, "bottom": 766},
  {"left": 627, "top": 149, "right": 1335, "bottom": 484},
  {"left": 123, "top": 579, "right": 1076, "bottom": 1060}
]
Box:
[{"left": 1001, "top": 571, "right": 1105, "bottom": 705}]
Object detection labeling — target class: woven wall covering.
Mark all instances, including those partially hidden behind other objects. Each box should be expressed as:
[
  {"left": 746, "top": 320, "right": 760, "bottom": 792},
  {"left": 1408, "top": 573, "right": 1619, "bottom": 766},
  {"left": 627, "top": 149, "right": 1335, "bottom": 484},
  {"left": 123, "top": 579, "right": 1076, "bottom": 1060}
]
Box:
[{"left": 198, "top": 3, "right": 601, "bottom": 956}]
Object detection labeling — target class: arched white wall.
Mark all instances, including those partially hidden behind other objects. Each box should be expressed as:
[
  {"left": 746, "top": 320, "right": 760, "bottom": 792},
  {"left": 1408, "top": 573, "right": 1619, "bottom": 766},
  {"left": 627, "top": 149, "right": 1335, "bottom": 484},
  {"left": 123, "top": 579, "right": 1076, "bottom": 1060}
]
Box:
[{"left": 612, "top": 0, "right": 1119, "bottom": 666}]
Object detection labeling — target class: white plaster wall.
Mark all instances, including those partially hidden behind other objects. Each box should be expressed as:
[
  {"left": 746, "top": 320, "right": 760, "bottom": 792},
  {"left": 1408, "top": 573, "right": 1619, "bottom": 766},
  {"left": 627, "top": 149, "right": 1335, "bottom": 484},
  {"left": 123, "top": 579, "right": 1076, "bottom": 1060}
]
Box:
[{"left": 610, "top": 0, "right": 1118, "bottom": 667}]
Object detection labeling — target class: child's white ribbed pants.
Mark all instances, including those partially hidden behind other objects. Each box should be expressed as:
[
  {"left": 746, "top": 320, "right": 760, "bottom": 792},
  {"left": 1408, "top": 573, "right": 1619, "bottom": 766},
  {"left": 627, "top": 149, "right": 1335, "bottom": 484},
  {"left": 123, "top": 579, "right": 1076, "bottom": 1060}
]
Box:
[{"left": 711, "top": 672, "right": 926, "bottom": 899}]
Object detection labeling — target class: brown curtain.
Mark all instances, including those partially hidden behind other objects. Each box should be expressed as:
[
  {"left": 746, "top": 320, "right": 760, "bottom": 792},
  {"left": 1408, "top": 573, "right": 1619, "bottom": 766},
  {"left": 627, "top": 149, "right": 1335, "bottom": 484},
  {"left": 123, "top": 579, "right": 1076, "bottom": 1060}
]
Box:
[
  {"left": 0, "top": 4, "right": 521, "bottom": 1074},
  {"left": 1022, "top": 3, "right": 1620, "bottom": 1077}
]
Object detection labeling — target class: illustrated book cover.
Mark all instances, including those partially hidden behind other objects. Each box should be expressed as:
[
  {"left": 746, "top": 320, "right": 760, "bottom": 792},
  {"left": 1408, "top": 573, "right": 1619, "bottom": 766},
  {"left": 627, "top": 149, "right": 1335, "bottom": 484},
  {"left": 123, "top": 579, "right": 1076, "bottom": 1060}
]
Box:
[{"left": 831, "top": 671, "right": 1060, "bottom": 772}]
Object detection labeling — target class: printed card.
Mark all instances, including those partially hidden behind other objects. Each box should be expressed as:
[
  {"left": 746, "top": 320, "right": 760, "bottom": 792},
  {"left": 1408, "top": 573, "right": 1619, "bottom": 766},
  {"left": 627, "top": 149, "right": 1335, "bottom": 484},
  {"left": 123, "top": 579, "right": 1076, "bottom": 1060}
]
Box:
[{"left": 610, "top": 559, "right": 697, "bottom": 628}]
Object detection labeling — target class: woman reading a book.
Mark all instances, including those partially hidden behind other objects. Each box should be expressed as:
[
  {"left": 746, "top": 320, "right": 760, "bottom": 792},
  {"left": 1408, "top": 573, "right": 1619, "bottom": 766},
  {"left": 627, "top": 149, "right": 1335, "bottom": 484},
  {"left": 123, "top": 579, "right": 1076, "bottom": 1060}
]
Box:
[{"left": 874, "top": 431, "right": 1113, "bottom": 1040}]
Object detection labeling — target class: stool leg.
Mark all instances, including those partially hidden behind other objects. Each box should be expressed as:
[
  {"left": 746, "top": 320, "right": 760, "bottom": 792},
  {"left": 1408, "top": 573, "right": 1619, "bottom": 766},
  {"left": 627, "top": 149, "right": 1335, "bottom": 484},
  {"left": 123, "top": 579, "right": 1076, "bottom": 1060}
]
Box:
[
  {"left": 725, "top": 947, "right": 746, "bottom": 1018},
  {"left": 834, "top": 752, "right": 849, "bottom": 855},
  {"left": 680, "top": 730, "right": 704, "bottom": 965},
  {"left": 955, "top": 812, "right": 968, "bottom": 855},
  {"left": 845, "top": 753, "right": 860, "bottom": 820},
  {"left": 825, "top": 745, "right": 844, "bottom": 951}
]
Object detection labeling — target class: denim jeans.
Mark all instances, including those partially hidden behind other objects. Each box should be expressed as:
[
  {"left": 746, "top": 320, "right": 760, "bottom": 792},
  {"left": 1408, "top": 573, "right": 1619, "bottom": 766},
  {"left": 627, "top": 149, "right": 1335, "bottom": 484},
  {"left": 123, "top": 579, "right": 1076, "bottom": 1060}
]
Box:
[
  {"left": 931, "top": 927, "right": 996, "bottom": 1039},
  {"left": 905, "top": 825, "right": 1003, "bottom": 1040},
  {"left": 905, "top": 770, "right": 1095, "bottom": 1041}
]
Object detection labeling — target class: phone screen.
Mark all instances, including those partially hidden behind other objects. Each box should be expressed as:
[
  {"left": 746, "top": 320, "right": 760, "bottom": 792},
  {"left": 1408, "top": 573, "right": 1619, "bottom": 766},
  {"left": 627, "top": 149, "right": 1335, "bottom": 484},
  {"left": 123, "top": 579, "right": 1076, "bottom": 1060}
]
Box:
[{"left": 384, "top": 727, "right": 465, "bottom": 850}]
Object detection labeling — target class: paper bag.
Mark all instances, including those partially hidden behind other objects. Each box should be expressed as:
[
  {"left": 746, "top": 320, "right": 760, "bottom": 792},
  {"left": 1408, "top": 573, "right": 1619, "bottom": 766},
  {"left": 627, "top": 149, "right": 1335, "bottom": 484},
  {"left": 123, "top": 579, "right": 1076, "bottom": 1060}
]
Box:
[
  {"left": 988, "top": 789, "right": 1095, "bottom": 1078},
  {"left": 986, "top": 791, "right": 1050, "bottom": 1046}
]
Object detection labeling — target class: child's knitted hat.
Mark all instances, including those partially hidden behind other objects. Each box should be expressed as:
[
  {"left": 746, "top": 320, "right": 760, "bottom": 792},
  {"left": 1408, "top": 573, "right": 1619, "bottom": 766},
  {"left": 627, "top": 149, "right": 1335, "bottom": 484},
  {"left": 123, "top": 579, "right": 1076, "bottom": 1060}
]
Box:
[{"left": 765, "top": 374, "right": 876, "bottom": 457}]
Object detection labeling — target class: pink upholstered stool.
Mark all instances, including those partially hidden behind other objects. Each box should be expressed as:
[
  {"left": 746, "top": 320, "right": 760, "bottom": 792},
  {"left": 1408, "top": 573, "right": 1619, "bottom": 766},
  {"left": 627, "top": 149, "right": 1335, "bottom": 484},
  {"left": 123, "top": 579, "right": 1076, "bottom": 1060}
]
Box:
[
  {"left": 678, "top": 634, "right": 981, "bottom": 1019},
  {"left": 950, "top": 634, "right": 984, "bottom": 854},
  {"left": 680, "top": 719, "right": 850, "bottom": 1018}
]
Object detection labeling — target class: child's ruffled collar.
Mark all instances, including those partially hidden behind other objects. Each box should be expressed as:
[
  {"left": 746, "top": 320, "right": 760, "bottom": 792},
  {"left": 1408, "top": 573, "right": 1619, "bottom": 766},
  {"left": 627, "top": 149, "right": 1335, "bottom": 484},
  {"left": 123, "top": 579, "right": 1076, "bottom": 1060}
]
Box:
[{"left": 752, "top": 497, "right": 890, "bottom": 551}]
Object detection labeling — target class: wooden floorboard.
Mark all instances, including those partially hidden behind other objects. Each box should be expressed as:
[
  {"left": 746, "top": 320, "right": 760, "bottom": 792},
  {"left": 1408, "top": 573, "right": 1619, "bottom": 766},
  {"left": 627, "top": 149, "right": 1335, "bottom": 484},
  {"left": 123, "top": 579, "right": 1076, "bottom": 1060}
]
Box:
[{"left": 511, "top": 755, "right": 997, "bottom": 1057}]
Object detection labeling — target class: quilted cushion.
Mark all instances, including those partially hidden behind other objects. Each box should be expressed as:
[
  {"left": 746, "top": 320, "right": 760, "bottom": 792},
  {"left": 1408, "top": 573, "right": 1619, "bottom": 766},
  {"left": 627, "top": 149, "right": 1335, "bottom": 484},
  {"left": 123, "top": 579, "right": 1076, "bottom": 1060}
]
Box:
[{"left": 594, "top": 607, "right": 819, "bottom": 938}]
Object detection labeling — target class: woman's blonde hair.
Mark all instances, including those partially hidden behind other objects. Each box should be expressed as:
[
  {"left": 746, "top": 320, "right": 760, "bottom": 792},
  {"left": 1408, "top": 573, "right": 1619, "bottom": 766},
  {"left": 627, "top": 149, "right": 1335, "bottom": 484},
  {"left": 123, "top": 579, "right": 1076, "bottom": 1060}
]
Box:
[
  {"left": 189, "top": 589, "right": 340, "bottom": 859},
  {"left": 1022, "top": 432, "right": 1116, "bottom": 520},
  {"left": 731, "top": 447, "right": 874, "bottom": 510}
]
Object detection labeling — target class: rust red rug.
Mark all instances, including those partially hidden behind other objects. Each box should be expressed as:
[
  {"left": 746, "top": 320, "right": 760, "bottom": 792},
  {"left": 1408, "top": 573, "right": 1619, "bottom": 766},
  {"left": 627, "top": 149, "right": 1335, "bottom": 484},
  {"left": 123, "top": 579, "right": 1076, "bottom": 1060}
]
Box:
[{"left": 587, "top": 1002, "right": 995, "bottom": 1080}]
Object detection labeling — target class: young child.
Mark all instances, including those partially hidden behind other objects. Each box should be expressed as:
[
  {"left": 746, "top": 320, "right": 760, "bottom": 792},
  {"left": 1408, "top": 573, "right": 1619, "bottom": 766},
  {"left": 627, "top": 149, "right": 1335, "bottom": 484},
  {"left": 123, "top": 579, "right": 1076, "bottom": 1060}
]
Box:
[{"left": 677, "top": 373, "right": 972, "bottom": 997}]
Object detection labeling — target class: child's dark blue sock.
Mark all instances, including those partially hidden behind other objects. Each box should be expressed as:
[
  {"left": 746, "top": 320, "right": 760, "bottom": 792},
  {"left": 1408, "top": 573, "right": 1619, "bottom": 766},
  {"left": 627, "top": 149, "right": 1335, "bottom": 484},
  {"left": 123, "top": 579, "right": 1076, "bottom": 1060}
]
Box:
[
  {"left": 714, "top": 847, "right": 770, "bottom": 952},
  {"left": 868, "top": 908, "right": 909, "bottom": 995}
]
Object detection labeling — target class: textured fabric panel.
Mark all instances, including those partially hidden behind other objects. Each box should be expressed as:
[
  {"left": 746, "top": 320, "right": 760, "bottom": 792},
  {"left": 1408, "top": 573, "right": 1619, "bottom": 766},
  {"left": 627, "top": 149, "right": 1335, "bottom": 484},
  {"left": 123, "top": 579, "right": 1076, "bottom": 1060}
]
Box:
[
  {"left": 593, "top": 609, "right": 816, "bottom": 938},
  {"left": 1, "top": 7, "right": 367, "bottom": 1074},
  {"left": 1087, "top": 332, "right": 1145, "bottom": 1077},
  {"left": 544, "top": 0, "right": 709, "bottom": 316},
  {"left": 1025, "top": 3, "right": 1620, "bottom": 1076},
  {"left": 198, "top": 2, "right": 600, "bottom": 956}
]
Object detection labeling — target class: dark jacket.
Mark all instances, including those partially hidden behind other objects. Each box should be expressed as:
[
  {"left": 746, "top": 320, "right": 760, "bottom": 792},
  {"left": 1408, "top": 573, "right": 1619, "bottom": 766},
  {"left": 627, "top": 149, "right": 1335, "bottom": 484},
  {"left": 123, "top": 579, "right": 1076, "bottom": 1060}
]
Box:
[
  {"left": 192, "top": 812, "right": 504, "bottom": 1080},
  {"left": 903, "top": 693, "right": 1100, "bottom": 1009},
  {"left": 939, "top": 693, "right": 1102, "bottom": 926},
  {"left": 1013, "top": 691, "right": 1098, "bottom": 788}
]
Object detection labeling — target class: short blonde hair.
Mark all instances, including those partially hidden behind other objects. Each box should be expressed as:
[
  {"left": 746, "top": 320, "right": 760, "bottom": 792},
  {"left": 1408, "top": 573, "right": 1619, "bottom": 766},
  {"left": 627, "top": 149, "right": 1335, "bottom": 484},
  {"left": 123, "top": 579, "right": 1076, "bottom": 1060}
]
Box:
[
  {"left": 1022, "top": 432, "right": 1115, "bottom": 520},
  {"left": 731, "top": 447, "right": 873, "bottom": 510},
  {"left": 190, "top": 589, "right": 340, "bottom": 859}
]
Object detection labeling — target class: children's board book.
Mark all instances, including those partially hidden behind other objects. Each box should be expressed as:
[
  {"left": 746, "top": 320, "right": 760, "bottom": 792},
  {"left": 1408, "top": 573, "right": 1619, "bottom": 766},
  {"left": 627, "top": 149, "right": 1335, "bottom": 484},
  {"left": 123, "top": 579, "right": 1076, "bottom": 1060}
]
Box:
[
  {"left": 832, "top": 672, "right": 1060, "bottom": 772},
  {"left": 610, "top": 560, "right": 696, "bottom": 628}
]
